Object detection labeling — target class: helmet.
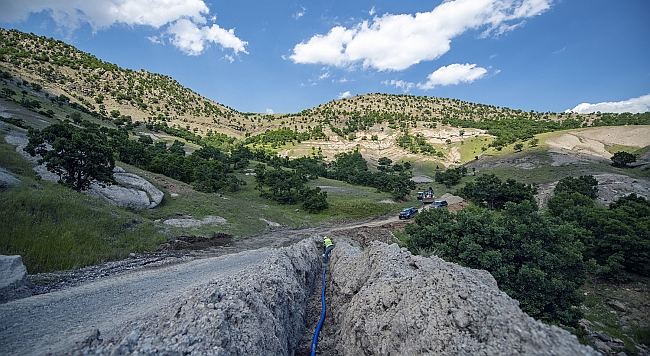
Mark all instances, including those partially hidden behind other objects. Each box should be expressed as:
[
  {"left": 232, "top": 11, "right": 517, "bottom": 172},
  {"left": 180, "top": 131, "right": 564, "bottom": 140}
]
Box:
[{"left": 323, "top": 236, "right": 328, "bottom": 240}]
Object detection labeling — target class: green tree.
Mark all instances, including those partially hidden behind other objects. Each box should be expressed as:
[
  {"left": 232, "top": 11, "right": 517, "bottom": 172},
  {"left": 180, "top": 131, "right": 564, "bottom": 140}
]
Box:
[
  {"left": 459, "top": 174, "right": 536, "bottom": 210},
  {"left": 378, "top": 157, "right": 392, "bottom": 166},
  {"left": 554, "top": 175, "right": 598, "bottom": 199},
  {"left": 435, "top": 166, "right": 467, "bottom": 187},
  {"left": 405, "top": 202, "right": 587, "bottom": 326},
  {"left": 514, "top": 142, "right": 524, "bottom": 151},
  {"left": 25, "top": 122, "right": 115, "bottom": 191},
  {"left": 70, "top": 112, "right": 83, "bottom": 123},
  {"left": 611, "top": 151, "right": 636, "bottom": 167}
]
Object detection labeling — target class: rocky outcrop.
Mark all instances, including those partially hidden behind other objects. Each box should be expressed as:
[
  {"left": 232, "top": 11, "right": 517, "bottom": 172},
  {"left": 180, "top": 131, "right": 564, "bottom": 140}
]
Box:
[
  {"left": 0, "top": 255, "right": 32, "bottom": 303},
  {"left": 3, "top": 129, "right": 163, "bottom": 209},
  {"left": 85, "top": 167, "right": 164, "bottom": 209},
  {"left": 0, "top": 167, "right": 21, "bottom": 190}
]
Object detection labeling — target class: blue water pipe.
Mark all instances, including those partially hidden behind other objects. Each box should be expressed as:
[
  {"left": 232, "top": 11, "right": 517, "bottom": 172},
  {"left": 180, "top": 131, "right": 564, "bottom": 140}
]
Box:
[{"left": 310, "top": 246, "right": 334, "bottom": 355}]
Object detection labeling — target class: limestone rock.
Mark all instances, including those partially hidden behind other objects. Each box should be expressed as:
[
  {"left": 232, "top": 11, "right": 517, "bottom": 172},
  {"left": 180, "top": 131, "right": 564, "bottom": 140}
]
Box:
[
  {"left": 0, "top": 167, "right": 21, "bottom": 190},
  {"left": 85, "top": 167, "right": 164, "bottom": 210},
  {"left": 0, "top": 255, "right": 32, "bottom": 303},
  {"left": 606, "top": 299, "right": 627, "bottom": 312}
]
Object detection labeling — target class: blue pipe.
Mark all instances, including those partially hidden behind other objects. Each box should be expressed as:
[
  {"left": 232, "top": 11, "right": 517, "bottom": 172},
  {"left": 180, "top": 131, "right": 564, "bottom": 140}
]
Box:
[{"left": 310, "top": 247, "right": 333, "bottom": 355}]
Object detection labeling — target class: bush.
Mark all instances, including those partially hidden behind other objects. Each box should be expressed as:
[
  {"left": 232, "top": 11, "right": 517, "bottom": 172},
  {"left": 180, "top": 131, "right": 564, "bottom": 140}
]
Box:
[
  {"left": 611, "top": 151, "right": 636, "bottom": 167},
  {"left": 405, "top": 201, "right": 587, "bottom": 326}
]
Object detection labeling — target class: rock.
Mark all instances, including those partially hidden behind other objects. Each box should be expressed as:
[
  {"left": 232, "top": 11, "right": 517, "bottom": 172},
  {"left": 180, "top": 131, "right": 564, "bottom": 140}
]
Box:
[
  {"left": 0, "top": 167, "right": 20, "bottom": 190},
  {"left": 595, "top": 331, "right": 613, "bottom": 342},
  {"left": 606, "top": 299, "right": 627, "bottom": 312},
  {"left": 0, "top": 255, "right": 32, "bottom": 303},
  {"left": 85, "top": 167, "right": 164, "bottom": 210},
  {"left": 594, "top": 340, "right": 613, "bottom": 353},
  {"left": 75, "top": 329, "right": 103, "bottom": 349}
]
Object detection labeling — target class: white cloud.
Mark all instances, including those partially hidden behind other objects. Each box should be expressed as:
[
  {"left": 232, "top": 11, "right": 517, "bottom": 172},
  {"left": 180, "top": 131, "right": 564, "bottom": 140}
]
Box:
[
  {"left": 417, "top": 63, "right": 488, "bottom": 89},
  {"left": 266, "top": 108, "right": 274, "bottom": 114},
  {"left": 338, "top": 91, "right": 352, "bottom": 99},
  {"left": 318, "top": 71, "right": 331, "bottom": 80},
  {"left": 369, "top": 6, "right": 377, "bottom": 16},
  {"left": 0, "top": 0, "right": 247, "bottom": 56},
  {"left": 167, "top": 19, "right": 247, "bottom": 56},
  {"left": 290, "top": 0, "right": 552, "bottom": 71},
  {"left": 566, "top": 94, "right": 650, "bottom": 114},
  {"left": 146, "top": 36, "right": 164, "bottom": 45},
  {"left": 382, "top": 79, "right": 415, "bottom": 92},
  {"left": 295, "top": 6, "right": 307, "bottom": 19}
]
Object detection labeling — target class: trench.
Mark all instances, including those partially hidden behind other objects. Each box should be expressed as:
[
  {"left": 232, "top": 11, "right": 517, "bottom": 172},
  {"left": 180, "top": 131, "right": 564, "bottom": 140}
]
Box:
[{"left": 67, "top": 226, "right": 596, "bottom": 355}]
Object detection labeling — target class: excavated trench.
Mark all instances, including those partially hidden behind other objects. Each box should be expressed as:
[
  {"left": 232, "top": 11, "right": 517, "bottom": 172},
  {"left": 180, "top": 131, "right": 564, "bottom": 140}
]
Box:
[{"left": 74, "top": 227, "right": 597, "bottom": 355}]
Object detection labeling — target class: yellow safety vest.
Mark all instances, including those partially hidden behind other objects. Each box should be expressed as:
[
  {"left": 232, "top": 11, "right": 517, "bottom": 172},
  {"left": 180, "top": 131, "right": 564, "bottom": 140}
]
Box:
[{"left": 323, "top": 238, "right": 333, "bottom": 248}]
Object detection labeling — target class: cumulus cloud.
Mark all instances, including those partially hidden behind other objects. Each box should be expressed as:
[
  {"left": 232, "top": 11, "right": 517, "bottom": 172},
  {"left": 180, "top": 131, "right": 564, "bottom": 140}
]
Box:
[
  {"left": 338, "top": 91, "right": 352, "bottom": 99},
  {"left": 417, "top": 63, "right": 488, "bottom": 89},
  {"left": 167, "top": 19, "right": 247, "bottom": 56},
  {"left": 382, "top": 79, "right": 415, "bottom": 92},
  {"left": 290, "top": 0, "right": 552, "bottom": 71},
  {"left": 0, "top": 0, "right": 247, "bottom": 56},
  {"left": 566, "top": 94, "right": 650, "bottom": 114},
  {"left": 266, "top": 108, "right": 274, "bottom": 114}
]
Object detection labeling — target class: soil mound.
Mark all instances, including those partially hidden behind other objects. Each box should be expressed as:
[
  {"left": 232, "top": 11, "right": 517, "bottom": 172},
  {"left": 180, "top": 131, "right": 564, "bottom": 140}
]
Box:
[
  {"left": 74, "top": 237, "right": 596, "bottom": 355},
  {"left": 297, "top": 239, "right": 597, "bottom": 355}
]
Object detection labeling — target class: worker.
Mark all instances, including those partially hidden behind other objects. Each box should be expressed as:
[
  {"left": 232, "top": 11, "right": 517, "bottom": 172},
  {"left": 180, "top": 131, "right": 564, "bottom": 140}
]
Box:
[{"left": 322, "top": 236, "right": 334, "bottom": 262}]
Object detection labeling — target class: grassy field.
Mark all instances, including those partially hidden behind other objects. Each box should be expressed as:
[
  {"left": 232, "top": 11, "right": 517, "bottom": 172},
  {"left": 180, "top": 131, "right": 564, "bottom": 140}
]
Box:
[{"left": 1, "top": 127, "right": 413, "bottom": 272}]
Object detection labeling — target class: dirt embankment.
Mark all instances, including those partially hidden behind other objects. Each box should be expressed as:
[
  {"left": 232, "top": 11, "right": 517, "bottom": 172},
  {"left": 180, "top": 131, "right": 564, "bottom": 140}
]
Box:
[{"left": 8, "top": 227, "right": 596, "bottom": 356}]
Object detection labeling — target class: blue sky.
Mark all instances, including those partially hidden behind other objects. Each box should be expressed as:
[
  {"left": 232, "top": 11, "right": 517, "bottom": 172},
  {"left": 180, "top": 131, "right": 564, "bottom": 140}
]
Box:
[{"left": 1, "top": 0, "right": 649, "bottom": 114}]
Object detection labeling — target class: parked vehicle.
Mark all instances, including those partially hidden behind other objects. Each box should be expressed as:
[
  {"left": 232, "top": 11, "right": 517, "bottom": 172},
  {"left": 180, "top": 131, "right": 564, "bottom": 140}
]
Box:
[
  {"left": 431, "top": 200, "right": 448, "bottom": 209},
  {"left": 399, "top": 207, "right": 419, "bottom": 219},
  {"left": 421, "top": 187, "right": 435, "bottom": 204}
]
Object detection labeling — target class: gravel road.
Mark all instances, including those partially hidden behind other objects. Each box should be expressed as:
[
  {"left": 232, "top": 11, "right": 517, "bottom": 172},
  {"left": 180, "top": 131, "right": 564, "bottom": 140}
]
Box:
[
  {"left": 0, "top": 249, "right": 272, "bottom": 355},
  {"left": 0, "top": 215, "right": 406, "bottom": 356}
]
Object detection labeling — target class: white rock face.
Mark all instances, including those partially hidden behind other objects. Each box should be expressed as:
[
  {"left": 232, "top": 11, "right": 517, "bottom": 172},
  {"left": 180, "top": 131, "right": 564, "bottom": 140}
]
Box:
[
  {"left": 0, "top": 167, "right": 21, "bottom": 188},
  {"left": 4, "top": 130, "right": 164, "bottom": 209},
  {"left": 0, "top": 255, "right": 32, "bottom": 303},
  {"left": 86, "top": 169, "right": 164, "bottom": 210}
]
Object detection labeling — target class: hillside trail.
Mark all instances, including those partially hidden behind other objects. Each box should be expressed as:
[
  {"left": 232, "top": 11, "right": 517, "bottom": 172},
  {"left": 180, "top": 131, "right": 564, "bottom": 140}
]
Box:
[{"left": 0, "top": 215, "right": 407, "bottom": 356}]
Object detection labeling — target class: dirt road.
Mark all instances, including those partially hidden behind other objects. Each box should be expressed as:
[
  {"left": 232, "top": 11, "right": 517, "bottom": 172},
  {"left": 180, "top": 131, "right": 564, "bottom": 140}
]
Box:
[
  {"left": 0, "top": 249, "right": 274, "bottom": 355},
  {"left": 0, "top": 216, "right": 405, "bottom": 355}
]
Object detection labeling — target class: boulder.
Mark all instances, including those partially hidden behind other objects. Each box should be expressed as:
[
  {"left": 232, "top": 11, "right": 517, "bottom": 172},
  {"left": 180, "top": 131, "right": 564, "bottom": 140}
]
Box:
[
  {"left": 606, "top": 299, "right": 627, "bottom": 312},
  {"left": 85, "top": 167, "right": 164, "bottom": 210},
  {"left": 3, "top": 130, "right": 163, "bottom": 209},
  {"left": 0, "top": 167, "right": 21, "bottom": 190},
  {"left": 0, "top": 255, "right": 32, "bottom": 303}
]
